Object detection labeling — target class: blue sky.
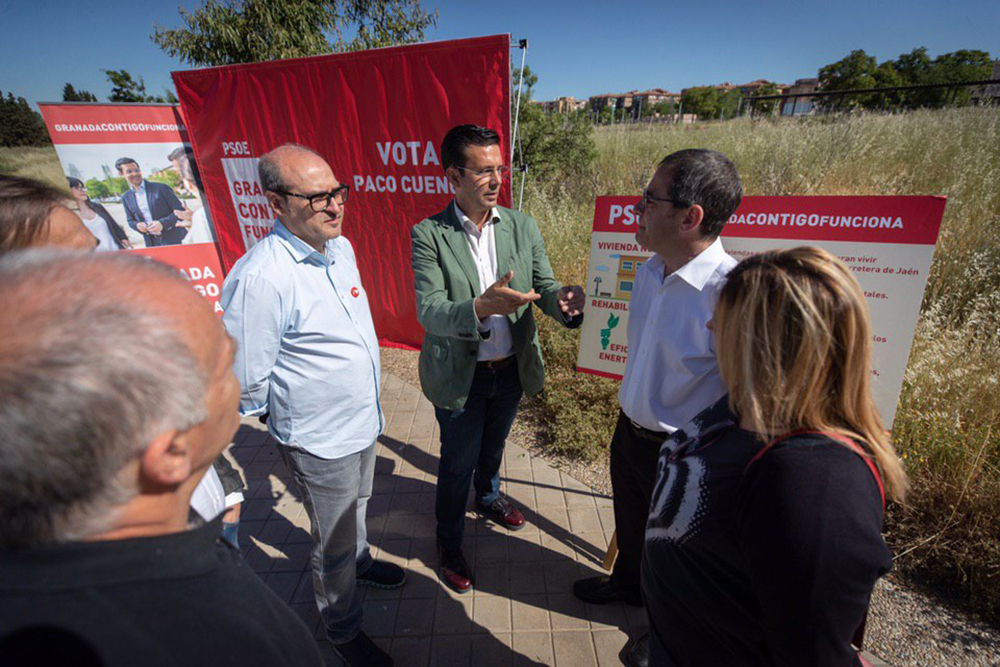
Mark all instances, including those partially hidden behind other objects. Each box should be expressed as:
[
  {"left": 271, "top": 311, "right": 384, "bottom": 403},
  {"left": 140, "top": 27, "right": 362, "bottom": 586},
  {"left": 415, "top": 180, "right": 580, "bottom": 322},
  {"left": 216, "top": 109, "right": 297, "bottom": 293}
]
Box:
[{"left": 1, "top": 0, "right": 997, "bottom": 109}]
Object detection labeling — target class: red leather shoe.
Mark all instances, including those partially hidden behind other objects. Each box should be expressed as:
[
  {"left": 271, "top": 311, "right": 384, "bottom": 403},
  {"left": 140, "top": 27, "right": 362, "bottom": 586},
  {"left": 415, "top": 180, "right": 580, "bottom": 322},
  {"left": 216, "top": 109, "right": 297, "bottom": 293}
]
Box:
[
  {"left": 439, "top": 547, "right": 473, "bottom": 594},
  {"left": 476, "top": 495, "right": 525, "bottom": 530}
]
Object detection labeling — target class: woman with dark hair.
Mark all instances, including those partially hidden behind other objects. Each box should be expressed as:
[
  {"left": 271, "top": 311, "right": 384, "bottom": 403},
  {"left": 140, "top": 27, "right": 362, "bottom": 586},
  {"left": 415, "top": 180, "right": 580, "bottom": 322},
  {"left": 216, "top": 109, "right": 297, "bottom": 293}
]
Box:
[
  {"left": 641, "top": 246, "right": 907, "bottom": 667},
  {"left": 67, "top": 177, "right": 131, "bottom": 251}
]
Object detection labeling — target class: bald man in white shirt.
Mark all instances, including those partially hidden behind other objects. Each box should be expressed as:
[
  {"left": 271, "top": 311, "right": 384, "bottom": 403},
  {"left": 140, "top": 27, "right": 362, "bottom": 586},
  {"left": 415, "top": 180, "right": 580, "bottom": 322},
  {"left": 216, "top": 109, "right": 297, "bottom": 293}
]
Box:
[{"left": 573, "top": 150, "right": 743, "bottom": 624}]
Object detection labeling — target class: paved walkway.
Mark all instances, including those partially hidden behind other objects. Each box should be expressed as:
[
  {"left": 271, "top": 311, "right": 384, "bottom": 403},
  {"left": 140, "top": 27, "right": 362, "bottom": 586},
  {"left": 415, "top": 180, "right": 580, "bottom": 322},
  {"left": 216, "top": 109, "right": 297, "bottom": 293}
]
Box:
[
  {"left": 230, "top": 373, "right": 642, "bottom": 667},
  {"left": 229, "top": 372, "right": 890, "bottom": 667}
]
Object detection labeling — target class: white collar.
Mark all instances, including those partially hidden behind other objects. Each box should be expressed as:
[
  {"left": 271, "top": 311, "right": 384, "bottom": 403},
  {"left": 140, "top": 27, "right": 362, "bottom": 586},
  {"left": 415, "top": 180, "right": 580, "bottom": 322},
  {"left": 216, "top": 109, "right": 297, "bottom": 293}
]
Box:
[
  {"left": 454, "top": 201, "right": 500, "bottom": 234},
  {"left": 652, "top": 237, "right": 728, "bottom": 291}
]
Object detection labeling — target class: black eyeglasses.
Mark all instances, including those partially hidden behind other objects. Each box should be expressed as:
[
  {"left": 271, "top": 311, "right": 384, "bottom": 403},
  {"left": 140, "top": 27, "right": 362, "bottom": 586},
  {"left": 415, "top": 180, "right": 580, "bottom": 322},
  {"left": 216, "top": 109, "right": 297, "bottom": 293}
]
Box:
[
  {"left": 640, "top": 189, "right": 688, "bottom": 208},
  {"left": 455, "top": 165, "right": 510, "bottom": 181},
  {"left": 276, "top": 185, "right": 350, "bottom": 211}
]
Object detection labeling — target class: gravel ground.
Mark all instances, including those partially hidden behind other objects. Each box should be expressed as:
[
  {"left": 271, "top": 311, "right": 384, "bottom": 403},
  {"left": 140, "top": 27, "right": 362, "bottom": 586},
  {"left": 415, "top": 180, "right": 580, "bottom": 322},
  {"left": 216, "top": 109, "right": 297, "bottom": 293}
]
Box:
[{"left": 380, "top": 347, "right": 1000, "bottom": 666}]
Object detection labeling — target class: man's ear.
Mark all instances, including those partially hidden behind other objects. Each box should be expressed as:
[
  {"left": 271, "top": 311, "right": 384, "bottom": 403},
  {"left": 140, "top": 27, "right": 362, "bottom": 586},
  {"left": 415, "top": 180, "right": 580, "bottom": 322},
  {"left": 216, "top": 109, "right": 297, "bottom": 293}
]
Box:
[
  {"left": 680, "top": 204, "right": 705, "bottom": 233},
  {"left": 140, "top": 429, "right": 192, "bottom": 486},
  {"left": 446, "top": 166, "right": 462, "bottom": 190},
  {"left": 265, "top": 190, "right": 285, "bottom": 215}
]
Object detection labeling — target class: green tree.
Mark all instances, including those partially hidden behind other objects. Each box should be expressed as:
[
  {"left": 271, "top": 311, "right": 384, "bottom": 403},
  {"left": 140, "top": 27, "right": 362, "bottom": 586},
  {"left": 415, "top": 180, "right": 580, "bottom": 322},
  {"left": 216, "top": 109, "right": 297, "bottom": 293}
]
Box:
[
  {"left": 149, "top": 170, "right": 182, "bottom": 189},
  {"left": 719, "top": 88, "right": 742, "bottom": 118},
  {"left": 0, "top": 91, "right": 51, "bottom": 147},
  {"left": 651, "top": 99, "right": 675, "bottom": 117},
  {"left": 152, "top": 0, "right": 437, "bottom": 67},
  {"left": 106, "top": 176, "right": 129, "bottom": 196},
  {"left": 104, "top": 70, "right": 177, "bottom": 103},
  {"left": 515, "top": 101, "right": 595, "bottom": 182},
  {"left": 512, "top": 64, "right": 538, "bottom": 102},
  {"left": 747, "top": 82, "right": 779, "bottom": 115},
  {"left": 680, "top": 86, "right": 721, "bottom": 119},
  {"left": 927, "top": 50, "right": 993, "bottom": 106},
  {"left": 62, "top": 83, "right": 98, "bottom": 102},
  {"left": 85, "top": 178, "right": 110, "bottom": 199},
  {"left": 818, "top": 49, "right": 879, "bottom": 110}
]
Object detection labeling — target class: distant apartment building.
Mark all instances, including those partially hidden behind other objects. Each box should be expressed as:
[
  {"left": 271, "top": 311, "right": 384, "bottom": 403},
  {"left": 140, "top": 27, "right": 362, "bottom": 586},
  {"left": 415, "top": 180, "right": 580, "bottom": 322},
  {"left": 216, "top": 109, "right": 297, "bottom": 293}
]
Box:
[
  {"left": 538, "top": 96, "right": 586, "bottom": 113},
  {"left": 780, "top": 78, "right": 819, "bottom": 116}
]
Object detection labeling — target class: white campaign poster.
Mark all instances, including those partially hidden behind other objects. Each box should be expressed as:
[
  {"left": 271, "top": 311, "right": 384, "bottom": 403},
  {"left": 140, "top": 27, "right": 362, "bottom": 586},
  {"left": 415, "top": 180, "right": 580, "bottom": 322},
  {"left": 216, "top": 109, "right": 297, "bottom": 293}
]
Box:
[{"left": 576, "top": 195, "right": 946, "bottom": 426}]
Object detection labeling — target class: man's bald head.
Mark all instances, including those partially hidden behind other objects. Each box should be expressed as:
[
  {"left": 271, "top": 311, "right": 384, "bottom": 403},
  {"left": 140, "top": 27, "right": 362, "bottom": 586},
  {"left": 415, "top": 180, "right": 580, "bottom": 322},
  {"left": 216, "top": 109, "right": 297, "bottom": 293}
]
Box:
[
  {"left": 0, "top": 251, "right": 219, "bottom": 550},
  {"left": 258, "top": 143, "right": 326, "bottom": 195}
]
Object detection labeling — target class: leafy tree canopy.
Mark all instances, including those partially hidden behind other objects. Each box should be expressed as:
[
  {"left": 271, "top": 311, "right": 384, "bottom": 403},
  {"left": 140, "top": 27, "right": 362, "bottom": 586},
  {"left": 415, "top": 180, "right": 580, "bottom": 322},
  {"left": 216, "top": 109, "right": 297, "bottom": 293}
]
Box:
[
  {"left": 152, "top": 0, "right": 438, "bottom": 67},
  {"left": 103, "top": 70, "right": 178, "bottom": 103},
  {"left": 0, "top": 91, "right": 51, "bottom": 148},
  {"left": 62, "top": 84, "right": 98, "bottom": 102}
]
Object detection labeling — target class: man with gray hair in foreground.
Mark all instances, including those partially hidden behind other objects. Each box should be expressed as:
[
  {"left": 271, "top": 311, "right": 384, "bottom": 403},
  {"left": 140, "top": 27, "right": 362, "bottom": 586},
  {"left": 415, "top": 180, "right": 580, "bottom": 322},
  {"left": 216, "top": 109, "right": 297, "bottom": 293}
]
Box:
[{"left": 0, "top": 251, "right": 322, "bottom": 667}]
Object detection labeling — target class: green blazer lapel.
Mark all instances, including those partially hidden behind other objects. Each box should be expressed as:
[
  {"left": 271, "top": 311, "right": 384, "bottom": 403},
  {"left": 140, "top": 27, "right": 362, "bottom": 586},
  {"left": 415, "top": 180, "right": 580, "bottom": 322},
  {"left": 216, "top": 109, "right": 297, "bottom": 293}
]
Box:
[
  {"left": 493, "top": 210, "right": 515, "bottom": 278},
  {"left": 441, "top": 205, "right": 481, "bottom": 293}
]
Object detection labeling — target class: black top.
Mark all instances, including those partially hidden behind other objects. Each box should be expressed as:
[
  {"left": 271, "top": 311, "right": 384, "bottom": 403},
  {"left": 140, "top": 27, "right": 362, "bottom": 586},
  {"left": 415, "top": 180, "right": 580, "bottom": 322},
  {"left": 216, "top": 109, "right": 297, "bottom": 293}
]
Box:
[
  {"left": 0, "top": 519, "right": 322, "bottom": 667},
  {"left": 642, "top": 398, "right": 891, "bottom": 667}
]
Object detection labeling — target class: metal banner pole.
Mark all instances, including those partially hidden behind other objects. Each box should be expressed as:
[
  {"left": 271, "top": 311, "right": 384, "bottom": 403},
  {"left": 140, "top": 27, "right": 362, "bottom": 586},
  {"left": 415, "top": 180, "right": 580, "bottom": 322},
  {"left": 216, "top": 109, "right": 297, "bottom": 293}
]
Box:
[{"left": 511, "top": 38, "right": 528, "bottom": 210}]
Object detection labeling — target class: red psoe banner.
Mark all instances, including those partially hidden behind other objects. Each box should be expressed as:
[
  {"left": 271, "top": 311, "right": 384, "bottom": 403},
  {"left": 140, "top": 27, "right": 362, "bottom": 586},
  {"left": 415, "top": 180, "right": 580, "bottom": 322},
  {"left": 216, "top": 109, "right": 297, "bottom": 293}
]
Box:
[{"left": 173, "top": 35, "right": 512, "bottom": 349}]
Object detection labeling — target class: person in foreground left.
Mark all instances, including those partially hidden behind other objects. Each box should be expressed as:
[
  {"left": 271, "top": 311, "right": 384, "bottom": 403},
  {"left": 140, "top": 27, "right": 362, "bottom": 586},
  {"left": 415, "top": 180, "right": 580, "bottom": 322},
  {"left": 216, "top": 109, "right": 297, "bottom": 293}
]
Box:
[
  {"left": 0, "top": 251, "right": 322, "bottom": 667},
  {"left": 0, "top": 175, "right": 96, "bottom": 251}
]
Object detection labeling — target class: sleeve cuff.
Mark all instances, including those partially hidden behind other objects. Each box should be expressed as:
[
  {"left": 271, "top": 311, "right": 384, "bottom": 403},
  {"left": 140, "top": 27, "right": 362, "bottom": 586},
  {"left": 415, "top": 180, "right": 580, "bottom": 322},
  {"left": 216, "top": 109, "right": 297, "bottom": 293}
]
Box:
[{"left": 239, "top": 404, "right": 268, "bottom": 417}]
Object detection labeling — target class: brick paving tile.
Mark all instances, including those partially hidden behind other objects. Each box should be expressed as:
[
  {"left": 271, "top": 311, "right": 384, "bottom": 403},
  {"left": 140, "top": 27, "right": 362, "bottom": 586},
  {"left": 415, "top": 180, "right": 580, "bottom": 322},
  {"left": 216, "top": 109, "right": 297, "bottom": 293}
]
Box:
[
  {"left": 592, "top": 629, "right": 630, "bottom": 667},
  {"left": 471, "top": 633, "right": 514, "bottom": 667},
  {"left": 567, "top": 508, "right": 603, "bottom": 534},
  {"left": 508, "top": 533, "right": 543, "bottom": 563},
  {"left": 511, "top": 593, "right": 550, "bottom": 633},
  {"left": 473, "top": 594, "right": 512, "bottom": 634},
  {"left": 552, "top": 631, "right": 598, "bottom": 667},
  {"left": 433, "top": 595, "right": 474, "bottom": 635},
  {"left": 264, "top": 571, "right": 301, "bottom": 604},
  {"left": 586, "top": 600, "right": 629, "bottom": 632},
  {"left": 394, "top": 598, "right": 435, "bottom": 636},
  {"left": 548, "top": 593, "right": 591, "bottom": 631},
  {"left": 512, "top": 632, "right": 554, "bottom": 666},
  {"left": 363, "top": 599, "right": 399, "bottom": 637},
  {"left": 429, "top": 635, "right": 472, "bottom": 667}
]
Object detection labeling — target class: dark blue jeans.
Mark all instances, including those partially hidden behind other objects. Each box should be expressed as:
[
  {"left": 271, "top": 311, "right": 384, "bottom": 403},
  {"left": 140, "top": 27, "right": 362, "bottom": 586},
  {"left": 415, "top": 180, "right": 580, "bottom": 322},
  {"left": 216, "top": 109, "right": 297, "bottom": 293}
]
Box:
[{"left": 434, "top": 362, "right": 523, "bottom": 550}]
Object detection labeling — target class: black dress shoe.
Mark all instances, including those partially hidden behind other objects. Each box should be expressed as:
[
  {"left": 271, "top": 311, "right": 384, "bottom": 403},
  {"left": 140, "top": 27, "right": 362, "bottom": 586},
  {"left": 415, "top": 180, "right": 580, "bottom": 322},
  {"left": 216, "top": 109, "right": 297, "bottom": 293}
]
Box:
[
  {"left": 475, "top": 494, "right": 525, "bottom": 530},
  {"left": 573, "top": 575, "right": 643, "bottom": 606},
  {"left": 332, "top": 631, "right": 393, "bottom": 667},
  {"left": 357, "top": 559, "right": 407, "bottom": 589},
  {"left": 439, "top": 547, "right": 473, "bottom": 594},
  {"left": 626, "top": 632, "right": 649, "bottom": 667}
]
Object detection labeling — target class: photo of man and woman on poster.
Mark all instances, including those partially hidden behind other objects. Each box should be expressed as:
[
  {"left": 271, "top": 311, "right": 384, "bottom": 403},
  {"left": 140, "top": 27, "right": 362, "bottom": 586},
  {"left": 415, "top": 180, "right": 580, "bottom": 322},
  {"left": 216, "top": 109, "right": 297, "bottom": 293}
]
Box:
[{"left": 58, "top": 142, "right": 215, "bottom": 251}]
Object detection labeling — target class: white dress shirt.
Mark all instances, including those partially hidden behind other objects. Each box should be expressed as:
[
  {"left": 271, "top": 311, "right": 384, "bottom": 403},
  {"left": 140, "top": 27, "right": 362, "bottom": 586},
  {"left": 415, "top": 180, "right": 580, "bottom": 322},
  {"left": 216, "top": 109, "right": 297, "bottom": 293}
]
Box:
[
  {"left": 221, "top": 221, "right": 382, "bottom": 460},
  {"left": 618, "top": 237, "right": 737, "bottom": 433},
  {"left": 133, "top": 181, "right": 153, "bottom": 222},
  {"left": 455, "top": 202, "right": 515, "bottom": 361}
]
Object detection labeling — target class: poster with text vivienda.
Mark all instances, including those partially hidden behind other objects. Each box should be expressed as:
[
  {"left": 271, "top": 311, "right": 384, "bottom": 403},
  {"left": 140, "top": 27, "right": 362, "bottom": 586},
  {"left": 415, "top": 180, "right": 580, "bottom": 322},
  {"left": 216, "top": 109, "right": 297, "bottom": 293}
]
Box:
[{"left": 576, "top": 195, "right": 946, "bottom": 426}]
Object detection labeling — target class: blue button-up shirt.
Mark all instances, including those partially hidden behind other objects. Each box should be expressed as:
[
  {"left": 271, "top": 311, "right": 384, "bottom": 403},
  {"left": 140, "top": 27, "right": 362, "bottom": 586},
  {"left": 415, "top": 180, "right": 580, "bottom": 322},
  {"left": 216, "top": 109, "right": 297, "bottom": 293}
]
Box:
[{"left": 221, "top": 221, "right": 382, "bottom": 459}]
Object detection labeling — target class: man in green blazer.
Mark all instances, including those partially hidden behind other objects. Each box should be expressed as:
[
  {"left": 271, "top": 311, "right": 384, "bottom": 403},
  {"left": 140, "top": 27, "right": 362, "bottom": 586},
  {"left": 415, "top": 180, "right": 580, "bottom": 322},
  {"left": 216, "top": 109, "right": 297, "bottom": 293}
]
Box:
[{"left": 411, "top": 125, "right": 584, "bottom": 593}]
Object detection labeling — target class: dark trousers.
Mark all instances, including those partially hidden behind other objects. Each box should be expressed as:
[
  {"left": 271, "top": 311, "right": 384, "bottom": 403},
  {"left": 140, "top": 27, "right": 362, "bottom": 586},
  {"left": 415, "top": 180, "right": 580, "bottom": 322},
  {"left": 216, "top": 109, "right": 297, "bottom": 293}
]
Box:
[
  {"left": 610, "top": 409, "right": 668, "bottom": 600},
  {"left": 434, "top": 362, "right": 523, "bottom": 550}
]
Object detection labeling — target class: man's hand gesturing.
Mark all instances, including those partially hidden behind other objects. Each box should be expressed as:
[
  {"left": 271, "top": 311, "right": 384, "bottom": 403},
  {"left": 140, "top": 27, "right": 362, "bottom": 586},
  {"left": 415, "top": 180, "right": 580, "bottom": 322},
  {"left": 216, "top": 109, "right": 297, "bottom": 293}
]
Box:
[
  {"left": 557, "top": 285, "right": 585, "bottom": 318},
  {"left": 474, "top": 270, "right": 540, "bottom": 319}
]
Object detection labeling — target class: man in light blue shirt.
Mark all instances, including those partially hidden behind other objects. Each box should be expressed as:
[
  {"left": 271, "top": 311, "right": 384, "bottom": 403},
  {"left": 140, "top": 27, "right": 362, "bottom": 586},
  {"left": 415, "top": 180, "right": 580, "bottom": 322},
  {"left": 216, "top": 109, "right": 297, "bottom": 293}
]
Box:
[{"left": 221, "top": 144, "right": 400, "bottom": 667}]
